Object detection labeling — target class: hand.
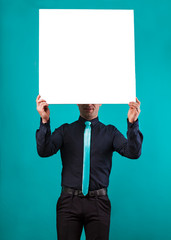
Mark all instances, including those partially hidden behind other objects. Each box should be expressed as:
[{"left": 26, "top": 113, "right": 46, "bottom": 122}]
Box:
[
  {"left": 127, "top": 97, "right": 141, "bottom": 123},
  {"left": 36, "top": 94, "right": 50, "bottom": 123}
]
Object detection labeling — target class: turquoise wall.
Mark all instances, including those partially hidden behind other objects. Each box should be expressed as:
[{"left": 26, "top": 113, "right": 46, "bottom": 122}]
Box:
[{"left": 1, "top": 0, "right": 171, "bottom": 239}]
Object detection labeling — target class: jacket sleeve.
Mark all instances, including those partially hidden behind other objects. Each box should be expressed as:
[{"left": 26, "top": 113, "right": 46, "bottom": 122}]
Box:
[
  {"left": 112, "top": 118, "right": 143, "bottom": 159},
  {"left": 35, "top": 117, "right": 64, "bottom": 157}
]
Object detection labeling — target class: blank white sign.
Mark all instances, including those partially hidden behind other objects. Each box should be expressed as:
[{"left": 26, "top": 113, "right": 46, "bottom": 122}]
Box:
[{"left": 39, "top": 9, "right": 136, "bottom": 104}]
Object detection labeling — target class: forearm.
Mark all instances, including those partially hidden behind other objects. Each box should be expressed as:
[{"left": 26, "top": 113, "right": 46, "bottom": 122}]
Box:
[
  {"left": 113, "top": 118, "right": 143, "bottom": 159},
  {"left": 36, "top": 117, "right": 59, "bottom": 157},
  {"left": 123, "top": 118, "right": 143, "bottom": 159},
  {"left": 36, "top": 118, "right": 51, "bottom": 157}
]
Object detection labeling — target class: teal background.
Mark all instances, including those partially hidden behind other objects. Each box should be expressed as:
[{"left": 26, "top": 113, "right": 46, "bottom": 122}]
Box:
[{"left": 0, "top": 0, "right": 171, "bottom": 239}]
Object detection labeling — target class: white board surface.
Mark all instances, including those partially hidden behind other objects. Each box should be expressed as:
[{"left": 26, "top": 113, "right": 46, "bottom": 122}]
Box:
[{"left": 39, "top": 9, "right": 136, "bottom": 104}]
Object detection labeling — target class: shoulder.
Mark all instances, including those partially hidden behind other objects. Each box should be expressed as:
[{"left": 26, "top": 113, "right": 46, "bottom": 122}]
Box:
[
  {"left": 98, "top": 120, "right": 116, "bottom": 128},
  {"left": 57, "top": 120, "right": 78, "bottom": 131},
  {"left": 98, "top": 121, "right": 118, "bottom": 134}
]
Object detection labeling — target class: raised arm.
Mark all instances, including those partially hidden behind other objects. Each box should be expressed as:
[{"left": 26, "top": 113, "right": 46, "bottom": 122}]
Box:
[
  {"left": 112, "top": 118, "right": 143, "bottom": 159},
  {"left": 112, "top": 97, "right": 143, "bottom": 159},
  {"left": 35, "top": 95, "right": 63, "bottom": 157}
]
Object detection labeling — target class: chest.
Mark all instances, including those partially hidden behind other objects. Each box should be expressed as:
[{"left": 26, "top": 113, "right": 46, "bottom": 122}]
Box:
[{"left": 63, "top": 126, "right": 113, "bottom": 155}]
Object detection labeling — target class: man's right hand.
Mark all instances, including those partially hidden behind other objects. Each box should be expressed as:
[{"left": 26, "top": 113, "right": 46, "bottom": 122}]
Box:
[{"left": 36, "top": 94, "right": 50, "bottom": 123}]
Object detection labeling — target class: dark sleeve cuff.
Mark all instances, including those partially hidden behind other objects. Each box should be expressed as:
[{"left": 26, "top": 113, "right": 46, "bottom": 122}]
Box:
[{"left": 127, "top": 118, "right": 139, "bottom": 128}]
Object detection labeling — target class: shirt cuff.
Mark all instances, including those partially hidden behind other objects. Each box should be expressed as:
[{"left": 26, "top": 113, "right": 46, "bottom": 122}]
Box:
[{"left": 127, "top": 118, "right": 139, "bottom": 128}]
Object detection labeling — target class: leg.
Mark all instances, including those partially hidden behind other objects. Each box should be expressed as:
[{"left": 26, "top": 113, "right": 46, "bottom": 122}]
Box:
[
  {"left": 84, "top": 195, "right": 111, "bottom": 240},
  {"left": 56, "top": 192, "right": 84, "bottom": 240}
]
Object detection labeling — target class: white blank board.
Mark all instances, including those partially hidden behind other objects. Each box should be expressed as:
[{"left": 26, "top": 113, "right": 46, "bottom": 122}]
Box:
[{"left": 39, "top": 9, "right": 136, "bottom": 104}]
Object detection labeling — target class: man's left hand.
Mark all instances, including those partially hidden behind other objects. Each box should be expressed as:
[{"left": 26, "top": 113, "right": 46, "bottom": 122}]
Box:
[{"left": 128, "top": 97, "right": 141, "bottom": 123}]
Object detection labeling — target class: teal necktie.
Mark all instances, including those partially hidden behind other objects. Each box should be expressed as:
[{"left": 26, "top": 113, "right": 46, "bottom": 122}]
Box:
[{"left": 82, "top": 121, "right": 91, "bottom": 196}]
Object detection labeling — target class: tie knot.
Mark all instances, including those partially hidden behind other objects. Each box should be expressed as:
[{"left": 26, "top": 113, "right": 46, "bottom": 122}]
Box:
[{"left": 85, "top": 121, "right": 91, "bottom": 127}]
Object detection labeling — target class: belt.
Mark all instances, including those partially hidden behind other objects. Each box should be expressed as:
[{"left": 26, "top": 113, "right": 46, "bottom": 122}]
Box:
[{"left": 61, "top": 186, "right": 107, "bottom": 197}]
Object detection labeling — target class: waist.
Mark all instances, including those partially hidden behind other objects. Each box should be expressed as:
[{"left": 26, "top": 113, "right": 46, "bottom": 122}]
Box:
[{"left": 61, "top": 186, "right": 107, "bottom": 197}]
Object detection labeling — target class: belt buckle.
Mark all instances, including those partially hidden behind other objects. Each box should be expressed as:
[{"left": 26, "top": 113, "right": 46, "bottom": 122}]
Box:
[{"left": 89, "top": 191, "right": 94, "bottom": 197}]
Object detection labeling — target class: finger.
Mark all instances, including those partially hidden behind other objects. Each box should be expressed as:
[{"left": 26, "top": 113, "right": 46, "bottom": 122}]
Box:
[
  {"left": 129, "top": 102, "right": 140, "bottom": 108},
  {"left": 130, "top": 105, "right": 141, "bottom": 112},
  {"left": 136, "top": 97, "right": 141, "bottom": 105},
  {"left": 40, "top": 102, "right": 49, "bottom": 108},
  {"left": 129, "top": 104, "right": 140, "bottom": 109},
  {"left": 129, "top": 98, "right": 140, "bottom": 106},
  {"left": 129, "top": 106, "right": 137, "bottom": 110},
  {"left": 36, "top": 94, "right": 41, "bottom": 103},
  {"left": 37, "top": 99, "right": 47, "bottom": 104},
  {"left": 129, "top": 100, "right": 139, "bottom": 105},
  {"left": 129, "top": 102, "right": 140, "bottom": 106}
]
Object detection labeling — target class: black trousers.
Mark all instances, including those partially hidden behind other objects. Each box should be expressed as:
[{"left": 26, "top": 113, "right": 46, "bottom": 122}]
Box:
[{"left": 56, "top": 191, "right": 111, "bottom": 240}]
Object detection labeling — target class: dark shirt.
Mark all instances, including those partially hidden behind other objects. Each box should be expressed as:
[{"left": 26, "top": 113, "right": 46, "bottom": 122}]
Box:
[{"left": 36, "top": 116, "right": 143, "bottom": 190}]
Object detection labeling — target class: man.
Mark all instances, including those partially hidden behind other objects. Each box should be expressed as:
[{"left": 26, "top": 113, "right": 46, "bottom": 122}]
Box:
[{"left": 35, "top": 95, "right": 143, "bottom": 240}]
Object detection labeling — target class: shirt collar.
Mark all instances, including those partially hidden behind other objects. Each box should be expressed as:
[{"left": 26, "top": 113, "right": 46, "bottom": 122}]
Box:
[{"left": 78, "top": 115, "right": 99, "bottom": 127}]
